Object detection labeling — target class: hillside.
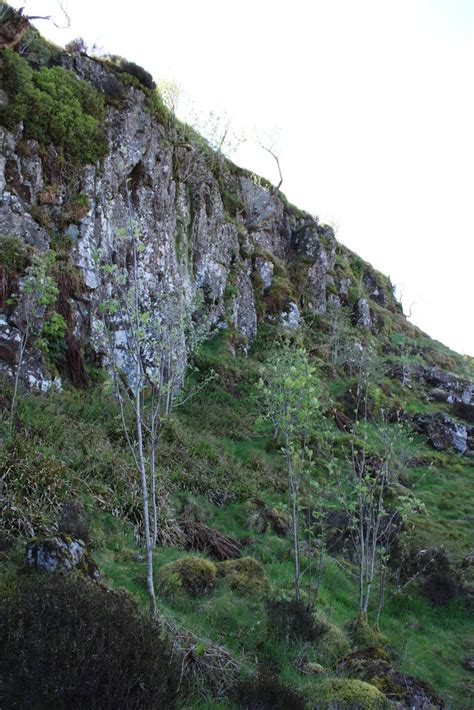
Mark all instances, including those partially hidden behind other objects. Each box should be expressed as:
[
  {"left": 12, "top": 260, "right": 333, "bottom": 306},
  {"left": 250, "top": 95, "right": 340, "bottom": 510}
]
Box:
[{"left": 0, "top": 7, "right": 473, "bottom": 709}]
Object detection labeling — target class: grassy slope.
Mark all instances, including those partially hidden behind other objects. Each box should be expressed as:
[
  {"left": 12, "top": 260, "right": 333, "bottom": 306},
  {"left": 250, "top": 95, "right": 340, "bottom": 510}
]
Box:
[{"left": 1, "top": 322, "right": 473, "bottom": 708}]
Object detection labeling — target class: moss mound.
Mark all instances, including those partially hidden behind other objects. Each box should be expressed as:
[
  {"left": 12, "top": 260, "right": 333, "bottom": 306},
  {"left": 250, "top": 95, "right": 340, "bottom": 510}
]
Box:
[
  {"left": 218, "top": 556, "right": 268, "bottom": 597},
  {"left": 157, "top": 555, "right": 217, "bottom": 597},
  {"left": 0, "top": 48, "right": 106, "bottom": 166},
  {"left": 316, "top": 621, "right": 352, "bottom": 665},
  {"left": 318, "top": 678, "right": 389, "bottom": 709}
]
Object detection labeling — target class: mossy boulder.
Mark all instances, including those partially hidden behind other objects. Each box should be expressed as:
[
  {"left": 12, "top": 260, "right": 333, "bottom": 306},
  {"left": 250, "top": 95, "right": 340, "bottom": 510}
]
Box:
[
  {"left": 157, "top": 556, "right": 217, "bottom": 597},
  {"left": 218, "top": 556, "right": 268, "bottom": 597},
  {"left": 318, "top": 678, "right": 389, "bottom": 709},
  {"left": 25, "top": 535, "right": 99, "bottom": 581}
]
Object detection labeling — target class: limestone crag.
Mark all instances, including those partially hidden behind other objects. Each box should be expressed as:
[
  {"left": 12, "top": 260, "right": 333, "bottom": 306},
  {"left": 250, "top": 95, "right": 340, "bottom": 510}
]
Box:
[{"left": 0, "top": 52, "right": 354, "bottom": 389}]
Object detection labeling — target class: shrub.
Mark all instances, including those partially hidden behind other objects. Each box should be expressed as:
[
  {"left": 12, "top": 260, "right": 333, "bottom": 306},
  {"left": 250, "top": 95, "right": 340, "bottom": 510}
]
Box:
[
  {"left": 266, "top": 598, "right": 328, "bottom": 643},
  {"left": 0, "top": 234, "right": 29, "bottom": 307},
  {"left": 0, "top": 434, "right": 78, "bottom": 537},
  {"left": 157, "top": 555, "right": 217, "bottom": 597},
  {"left": 234, "top": 670, "right": 305, "bottom": 710},
  {"left": 57, "top": 499, "right": 90, "bottom": 544},
  {"left": 318, "top": 678, "right": 389, "bottom": 710},
  {"left": 0, "top": 48, "right": 107, "bottom": 166},
  {"left": 0, "top": 574, "right": 178, "bottom": 709},
  {"left": 114, "top": 57, "right": 156, "bottom": 90},
  {"left": 218, "top": 556, "right": 268, "bottom": 597}
]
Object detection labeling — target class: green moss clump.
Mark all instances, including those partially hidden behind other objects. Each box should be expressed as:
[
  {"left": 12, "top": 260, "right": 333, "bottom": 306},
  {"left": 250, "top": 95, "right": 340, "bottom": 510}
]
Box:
[
  {"left": 316, "top": 621, "right": 351, "bottom": 664},
  {"left": 218, "top": 556, "right": 268, "bottom": 597},
  {"left": 318, "top": 678, "right": 389, "bottom": 709},
  {"left": 347, "top": 617, "right": 387, "bottom": 650},
  {"left": 0, "top": 48, "right": 106, "bottom": 166},
  {"left": 0, "top": 234, "right": 29, "bottom": 275},
  {"left": 157, "top": 555, "right": 217, "bottom": 597},
  {"left": 222, "top": 189, "right": 244, "bottom": 218}
]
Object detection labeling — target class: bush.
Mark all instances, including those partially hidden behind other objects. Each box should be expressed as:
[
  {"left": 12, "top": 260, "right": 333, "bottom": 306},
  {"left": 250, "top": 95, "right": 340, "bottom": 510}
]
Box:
[
  {"left": 266, "top": 598, "right": 328, "bottom": 643},
  {"left": 157, "top": 555, "right": 217, "bottom": 597},
  {"left": 0, "top": 434, "right": 78, "bottom": 537},
  {"left": 0, "top": 48, "right": 107, "bottom": 166},
  {"left": 0, "top": 234, "right": 29, "bottom": 307},
  {"left": 218, "top": 556, "right": 268, "bottom": 597},
  {"left": 0, "top": 574, "right": 178, "bottom": 709},
  {"left": 111, "top": 56, "right": 156, "bottom": 90},
  {"left": 234, "top": 670, "right": 305, "bottom": 709},
  {"left": 57, "top": 499, "right": 90, "bottom": 544}
]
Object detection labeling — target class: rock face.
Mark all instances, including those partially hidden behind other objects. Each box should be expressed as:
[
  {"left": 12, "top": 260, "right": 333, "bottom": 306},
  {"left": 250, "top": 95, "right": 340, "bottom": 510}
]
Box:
[
  {"left": 26, "top": 535, "right": 100, "bottom": 580},
  {"left": 0, "top": 51, "right": 398, "bottom": 391}
]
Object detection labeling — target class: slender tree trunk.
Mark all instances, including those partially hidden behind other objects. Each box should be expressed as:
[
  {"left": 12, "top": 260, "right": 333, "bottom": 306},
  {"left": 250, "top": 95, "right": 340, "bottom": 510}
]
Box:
[
  {"left": 136, "top": 384, "right": 156, "bottom": 617},
  {"left": 306, "top": 503, "right": 312, "bottom": 610},
  {"left": 286, "top": 435, "right": 300, "bottom": 601},
  {"left": 376, "top": 561, "right": 386, "bottom": 630},
  {"left": 150, "top": 419, "right": 158, "bottom": 547},
  {"left": 10, "top": 328, "right": 27, "bottom": 425}
]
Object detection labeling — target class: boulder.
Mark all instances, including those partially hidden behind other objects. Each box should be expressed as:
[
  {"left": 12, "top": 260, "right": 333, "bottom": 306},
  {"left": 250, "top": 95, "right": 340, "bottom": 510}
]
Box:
[
  {"left": 356, "top": 297, "right": 372, "bottom": 329},
  {"left": 414, "top": 413, "right": 468, "bottom": 454},
  {"left": 26, "top": 535, "right": 100, "bottom": 581},
  {"left": 280, "top": 301, "right": 301, "bottom": 329}
]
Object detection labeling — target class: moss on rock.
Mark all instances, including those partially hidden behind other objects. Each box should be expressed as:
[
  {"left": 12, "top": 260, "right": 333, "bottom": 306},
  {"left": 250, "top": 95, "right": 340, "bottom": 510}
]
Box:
[
  {"left": 157, "top": 555, "right": 217, "bottom": 597},
  {"left": 218, "top": 556, "right": 268, "bottom": 597},
  {"left": 318, "top": 678, "right": 389, "bottom": 709}
]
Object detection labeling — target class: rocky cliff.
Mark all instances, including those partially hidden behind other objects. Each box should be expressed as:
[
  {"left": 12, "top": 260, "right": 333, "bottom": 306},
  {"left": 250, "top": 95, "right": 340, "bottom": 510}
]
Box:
[{"left": 0, "top": 39, "right": 400, "bottom": 392}]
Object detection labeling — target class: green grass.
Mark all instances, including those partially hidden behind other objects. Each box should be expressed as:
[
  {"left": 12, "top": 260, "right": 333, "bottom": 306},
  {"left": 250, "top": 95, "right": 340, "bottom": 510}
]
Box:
[{"left": 1, "top": 318, "right": 474, "bottom": 707}]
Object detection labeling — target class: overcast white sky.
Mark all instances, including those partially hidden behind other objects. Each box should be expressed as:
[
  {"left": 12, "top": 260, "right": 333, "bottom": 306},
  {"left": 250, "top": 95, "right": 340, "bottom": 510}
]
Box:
[{"left": 10, "top": 0, "right": 474, "bottom": 355}]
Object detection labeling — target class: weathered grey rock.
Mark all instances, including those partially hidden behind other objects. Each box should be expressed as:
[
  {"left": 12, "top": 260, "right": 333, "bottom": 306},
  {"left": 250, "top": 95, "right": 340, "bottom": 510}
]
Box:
[
  {"left": 254, "top": 256, "right": 274, "bottom": 289},
  {"left": 414, "top": 413, "right": 468, "bottom": 454},
  {"left": 362, "top": 269, "right": 387, "bottom": 306},
  {"left": 356, "top": 298, "right": 372, "bottom": 329},
  {"left": 292, "top": 222, "right": 336, "bottom": 313},
  {"left": 338, "top": 276, "right": 351, "bottom": 298},
  {"left": 281, "top": 302, "right": 301, "bottom": 330},
  {"left": 26, "top": 535, "right": 100, "bottom": 580},
  {"left": 424, "top": 367, "right": 473, "bottom": 405},
  {"left": 231, "top": 271, "right": 257, "bottom": 350}
]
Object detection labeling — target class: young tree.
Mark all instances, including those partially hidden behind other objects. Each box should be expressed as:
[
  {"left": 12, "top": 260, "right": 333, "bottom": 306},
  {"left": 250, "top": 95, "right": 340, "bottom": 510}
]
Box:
[
  {"left": 336, "top": 344, "right": 416, "bottom": 624},
  {"left": 258, "top": 341, "right": 320, "bottom": 601},
  {"left": 93, "top": 189, "right": 190, "bottom": 616},
  {"left": 10, "top": 251, "right": 59, "bottom": 423}
]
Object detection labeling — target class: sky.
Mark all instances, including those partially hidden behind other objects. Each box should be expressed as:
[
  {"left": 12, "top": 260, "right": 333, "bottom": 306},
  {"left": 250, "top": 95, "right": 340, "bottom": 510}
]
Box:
[{"left": 9, "top": 0, "right": 474, "bottom": 355}]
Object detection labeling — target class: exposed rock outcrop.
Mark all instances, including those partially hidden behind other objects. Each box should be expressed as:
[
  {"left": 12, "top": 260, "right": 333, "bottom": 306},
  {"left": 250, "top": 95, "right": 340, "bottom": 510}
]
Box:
[
  {"left": 414, "top": 413, "right": 471, "bottom": 455},
  {"left": 26, "top": 534, "right": 100, "bottom": 580},
  {"left": 0, "top": 50, "right": 399, "bottom": 391}
]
